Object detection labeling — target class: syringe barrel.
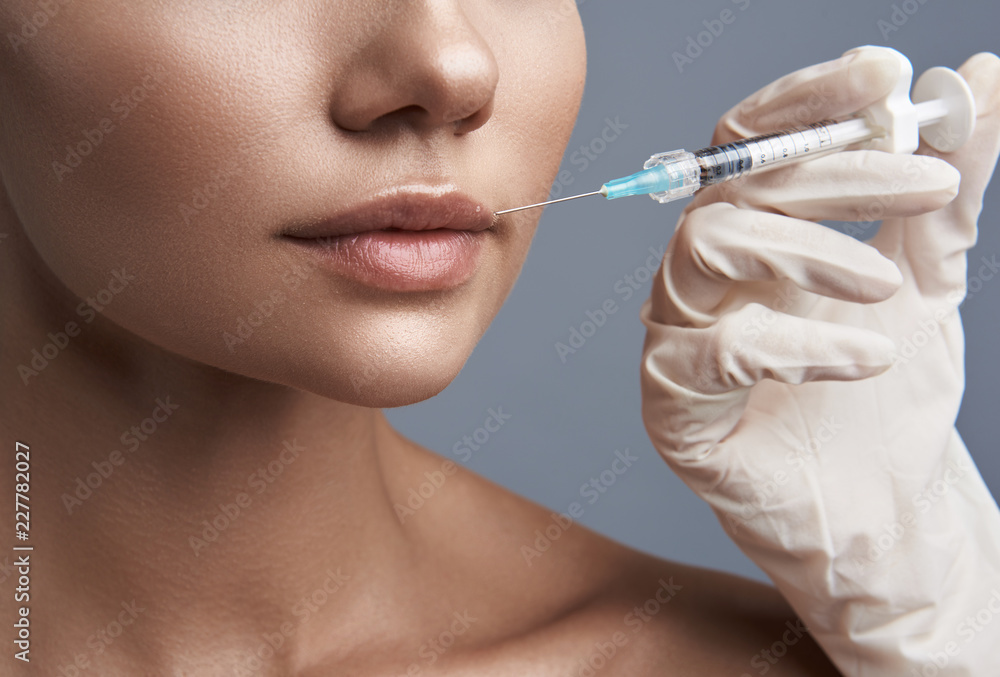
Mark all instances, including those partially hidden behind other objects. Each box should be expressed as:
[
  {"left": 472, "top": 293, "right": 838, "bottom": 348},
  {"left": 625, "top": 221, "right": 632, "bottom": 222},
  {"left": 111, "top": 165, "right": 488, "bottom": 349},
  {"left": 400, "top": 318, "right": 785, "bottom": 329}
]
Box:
[
  {"left": 693, "top": 143, "right": 754, "bottom": 185},
  {"left": 695, "top": 117, "right": 878, "bottom": 188}
]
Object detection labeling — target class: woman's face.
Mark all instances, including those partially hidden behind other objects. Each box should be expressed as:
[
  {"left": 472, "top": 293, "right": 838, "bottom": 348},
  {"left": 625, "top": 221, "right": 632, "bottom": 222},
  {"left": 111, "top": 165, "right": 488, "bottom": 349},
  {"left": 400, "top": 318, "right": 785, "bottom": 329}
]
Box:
[{"left": 0, "top": 1, "right": 586, "bottom": 406}]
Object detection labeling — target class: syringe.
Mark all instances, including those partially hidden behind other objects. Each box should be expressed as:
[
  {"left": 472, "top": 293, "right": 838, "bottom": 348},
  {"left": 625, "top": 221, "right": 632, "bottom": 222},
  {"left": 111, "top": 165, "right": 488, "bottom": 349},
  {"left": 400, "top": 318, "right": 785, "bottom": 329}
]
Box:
[{"left": 495, "top": 46, "right": 976, "bottom": 216}]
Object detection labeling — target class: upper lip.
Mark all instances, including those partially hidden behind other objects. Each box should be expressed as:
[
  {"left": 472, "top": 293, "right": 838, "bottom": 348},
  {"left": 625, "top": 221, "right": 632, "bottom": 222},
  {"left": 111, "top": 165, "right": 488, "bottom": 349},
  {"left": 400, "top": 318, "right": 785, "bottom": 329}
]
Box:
[{"left": 281, "top": 190, "right": 494, "bottom": 239}]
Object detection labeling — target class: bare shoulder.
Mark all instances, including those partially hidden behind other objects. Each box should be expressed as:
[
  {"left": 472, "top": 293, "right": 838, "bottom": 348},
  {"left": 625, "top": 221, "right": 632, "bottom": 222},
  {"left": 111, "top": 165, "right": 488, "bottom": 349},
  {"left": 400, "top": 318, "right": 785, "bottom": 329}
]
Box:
[
  {"left": 387, "top": 436, "right": 841, "bottom": 676},
  {"left": 594, "top": 557, "right": 843, "bottom": 676}
]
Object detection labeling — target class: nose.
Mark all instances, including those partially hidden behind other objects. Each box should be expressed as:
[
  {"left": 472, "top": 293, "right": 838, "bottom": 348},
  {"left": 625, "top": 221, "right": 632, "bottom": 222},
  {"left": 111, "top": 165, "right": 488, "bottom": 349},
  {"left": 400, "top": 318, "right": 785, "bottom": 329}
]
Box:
[{"left": 330, "top": 2, "right": 500, "bottom": 136}]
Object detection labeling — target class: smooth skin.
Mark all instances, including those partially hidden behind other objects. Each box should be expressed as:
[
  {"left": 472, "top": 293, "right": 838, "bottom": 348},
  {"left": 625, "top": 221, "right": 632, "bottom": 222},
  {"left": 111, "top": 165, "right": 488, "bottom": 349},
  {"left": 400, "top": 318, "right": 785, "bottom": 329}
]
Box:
[{"left": 1, "top": 1, "right": 848, "bottom": 674}]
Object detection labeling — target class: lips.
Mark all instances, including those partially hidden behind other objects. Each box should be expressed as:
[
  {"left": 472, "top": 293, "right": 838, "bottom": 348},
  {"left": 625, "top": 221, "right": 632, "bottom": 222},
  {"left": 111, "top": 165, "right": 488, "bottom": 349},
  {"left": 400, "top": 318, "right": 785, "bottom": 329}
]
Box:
[{"left": 281, "top": 191, "right": 495, "bottom": 292}]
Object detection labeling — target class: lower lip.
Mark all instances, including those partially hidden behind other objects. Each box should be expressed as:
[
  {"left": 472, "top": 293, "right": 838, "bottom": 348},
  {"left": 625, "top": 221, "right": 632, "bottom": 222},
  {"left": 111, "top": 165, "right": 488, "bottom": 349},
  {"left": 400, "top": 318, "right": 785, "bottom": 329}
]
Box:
[{"left": 284, "top": 229, "right": 485, "bottom": 292}]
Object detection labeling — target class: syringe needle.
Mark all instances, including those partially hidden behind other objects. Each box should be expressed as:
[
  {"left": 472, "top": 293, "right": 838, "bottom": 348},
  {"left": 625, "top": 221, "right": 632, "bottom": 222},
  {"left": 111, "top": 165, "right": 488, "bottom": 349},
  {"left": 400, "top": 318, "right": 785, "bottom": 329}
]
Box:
[{"left": 494, "top": 190, "right": 602, "bottom": 215}]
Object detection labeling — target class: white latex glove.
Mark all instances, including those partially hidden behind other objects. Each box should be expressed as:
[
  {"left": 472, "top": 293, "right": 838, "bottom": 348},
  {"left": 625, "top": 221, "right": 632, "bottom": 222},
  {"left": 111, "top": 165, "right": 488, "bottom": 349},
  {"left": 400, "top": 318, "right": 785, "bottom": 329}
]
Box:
[{"left": 640, "top": 47, "right": 1000, "bottom": 676}]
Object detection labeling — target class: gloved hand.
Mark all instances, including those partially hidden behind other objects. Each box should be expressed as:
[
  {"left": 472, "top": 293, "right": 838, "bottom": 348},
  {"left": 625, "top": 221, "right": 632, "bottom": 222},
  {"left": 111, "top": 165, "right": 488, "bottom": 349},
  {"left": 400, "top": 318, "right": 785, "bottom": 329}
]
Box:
[{"left": 640, "top": 46, "right": 1000, "bottom": 676}]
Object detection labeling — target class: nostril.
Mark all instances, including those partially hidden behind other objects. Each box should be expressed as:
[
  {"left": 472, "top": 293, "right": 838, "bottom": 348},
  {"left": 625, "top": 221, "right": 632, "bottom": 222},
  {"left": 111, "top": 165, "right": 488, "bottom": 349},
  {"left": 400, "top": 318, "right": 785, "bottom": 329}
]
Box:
[
  {"left": 454, "top": 98, "right": 495, "bottom": 135},
  {"left": 384, "top": 105, "right": 428, "bottom": 130}
]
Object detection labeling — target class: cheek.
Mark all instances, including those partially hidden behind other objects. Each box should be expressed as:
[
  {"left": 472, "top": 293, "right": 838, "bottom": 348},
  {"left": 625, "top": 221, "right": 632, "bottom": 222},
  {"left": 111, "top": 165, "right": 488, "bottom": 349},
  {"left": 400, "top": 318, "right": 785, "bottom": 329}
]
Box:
[
  {"left": 0, "top": 11, "right": 236, "bottom": 306},
  {"left": 487, "top": 7, "right": 588, "bottom": 206},
  {"left": 0, "top": 10, "right": 320, "bottom": 364}
]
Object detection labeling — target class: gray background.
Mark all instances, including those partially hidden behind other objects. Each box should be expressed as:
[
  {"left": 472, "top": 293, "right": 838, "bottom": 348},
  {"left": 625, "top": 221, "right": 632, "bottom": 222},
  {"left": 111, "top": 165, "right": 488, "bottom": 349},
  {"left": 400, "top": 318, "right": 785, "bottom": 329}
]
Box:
[{"left": 387, "top": 0, "right": 1000, "bottom": 583}]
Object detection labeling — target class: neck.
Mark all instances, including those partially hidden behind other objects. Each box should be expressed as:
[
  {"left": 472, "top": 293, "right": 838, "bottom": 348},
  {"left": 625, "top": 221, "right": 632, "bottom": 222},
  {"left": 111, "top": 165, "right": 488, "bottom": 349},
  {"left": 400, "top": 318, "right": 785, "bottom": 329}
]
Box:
[{"left": 0, "top": 220, "right": 418, "bottom": 674}]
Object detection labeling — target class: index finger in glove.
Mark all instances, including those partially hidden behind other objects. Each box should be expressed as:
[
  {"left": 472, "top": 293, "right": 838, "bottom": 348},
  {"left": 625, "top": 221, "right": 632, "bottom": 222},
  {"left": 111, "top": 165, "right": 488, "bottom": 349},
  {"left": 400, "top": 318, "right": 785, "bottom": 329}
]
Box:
[
  {"left": 712, "top": 47, "right": 904, "bottom": 144},
  {"left": 683, "top": 150, "right": 959, "bottom": 224}
]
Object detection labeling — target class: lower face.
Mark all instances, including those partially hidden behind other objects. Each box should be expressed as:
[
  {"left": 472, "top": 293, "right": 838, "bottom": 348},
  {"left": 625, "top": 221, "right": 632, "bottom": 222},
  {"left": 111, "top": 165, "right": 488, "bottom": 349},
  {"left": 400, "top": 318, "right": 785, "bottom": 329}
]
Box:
[{"left": 0, "top": 1, "right": 587, "bottom": 406}]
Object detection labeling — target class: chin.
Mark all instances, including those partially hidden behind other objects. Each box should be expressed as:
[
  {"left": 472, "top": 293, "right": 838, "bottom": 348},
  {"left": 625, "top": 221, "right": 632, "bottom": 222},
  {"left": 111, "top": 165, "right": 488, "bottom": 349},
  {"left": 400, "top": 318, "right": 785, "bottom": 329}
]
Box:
[
  {"left": 344, "top": 374, "right": 457, "bottom": 409},
  {"left": 282, "top": 287, "right": 501, "bottom": 408},
  {"left": 273, "top": 333, "right": 479, "bottom": 409},
  {"left": 313, "top": 359, "right": 468, "bottom": 409}
]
